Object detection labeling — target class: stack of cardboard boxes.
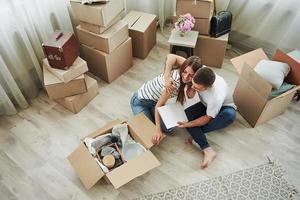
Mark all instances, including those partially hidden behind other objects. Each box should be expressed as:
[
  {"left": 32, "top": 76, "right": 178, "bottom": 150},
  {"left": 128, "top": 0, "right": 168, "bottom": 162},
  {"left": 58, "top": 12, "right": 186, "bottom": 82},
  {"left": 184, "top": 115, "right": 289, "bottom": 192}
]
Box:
[
  {"left": 174, "top": 0, "right": 229, "bottom": 68},
  {"left": 42, "top": 31, "right": 98, "bottom": 114},
  {"left": 70, "top": 0, "right": 133, "bottom": 83}
]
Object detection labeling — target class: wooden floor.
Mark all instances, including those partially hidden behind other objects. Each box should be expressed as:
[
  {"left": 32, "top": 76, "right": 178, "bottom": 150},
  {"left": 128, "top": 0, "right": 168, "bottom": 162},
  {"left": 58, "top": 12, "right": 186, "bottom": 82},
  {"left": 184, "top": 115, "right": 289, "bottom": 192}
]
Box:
[{"left": 0, "top": 28, "right": 300, "bottom": 200}]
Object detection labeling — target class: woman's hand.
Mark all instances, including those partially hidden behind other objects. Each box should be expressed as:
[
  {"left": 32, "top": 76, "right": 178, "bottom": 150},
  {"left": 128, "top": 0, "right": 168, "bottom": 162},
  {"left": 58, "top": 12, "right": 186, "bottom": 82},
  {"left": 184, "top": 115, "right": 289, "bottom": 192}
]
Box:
[
  {"left": 186, "top": 87, "right": 196, "bottom": 98},
  {"left": 186, "top": 83, "right": 196, "bottom": 98},
  {"left": 164, "top": 75, "right": 176, "bottom": 95},
  {"left": 152, "top": 131, "right": 164, "bottom": 145}
]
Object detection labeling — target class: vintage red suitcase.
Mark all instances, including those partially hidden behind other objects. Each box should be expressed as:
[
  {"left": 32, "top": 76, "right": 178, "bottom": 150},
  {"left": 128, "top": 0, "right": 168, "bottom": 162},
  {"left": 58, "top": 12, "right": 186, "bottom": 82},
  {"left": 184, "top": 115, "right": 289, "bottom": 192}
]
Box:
[{"left": 42, "top": 30, "right": 79, "bottom": 70}]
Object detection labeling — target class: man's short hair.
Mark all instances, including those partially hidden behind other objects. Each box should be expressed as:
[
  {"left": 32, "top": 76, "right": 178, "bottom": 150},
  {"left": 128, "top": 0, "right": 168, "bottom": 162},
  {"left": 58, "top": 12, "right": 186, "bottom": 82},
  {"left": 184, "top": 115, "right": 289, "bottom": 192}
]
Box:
[{"left": 193, "top": 67, "right": 216, "bottom": 87}]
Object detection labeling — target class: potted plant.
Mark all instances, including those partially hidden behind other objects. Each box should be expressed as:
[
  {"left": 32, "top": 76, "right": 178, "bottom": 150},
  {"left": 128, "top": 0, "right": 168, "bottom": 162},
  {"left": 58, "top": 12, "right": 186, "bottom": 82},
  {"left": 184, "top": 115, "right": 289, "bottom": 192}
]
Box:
[{"left": 174, "top": 13, "right": 195, "bottom": 36}]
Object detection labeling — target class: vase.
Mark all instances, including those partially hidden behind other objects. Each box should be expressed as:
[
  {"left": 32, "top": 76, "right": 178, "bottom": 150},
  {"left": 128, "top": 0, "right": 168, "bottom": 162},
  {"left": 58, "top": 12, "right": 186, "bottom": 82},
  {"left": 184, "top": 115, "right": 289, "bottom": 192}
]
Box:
[{"left": 179, "top": 32, "right": 186, "bottom": 37}]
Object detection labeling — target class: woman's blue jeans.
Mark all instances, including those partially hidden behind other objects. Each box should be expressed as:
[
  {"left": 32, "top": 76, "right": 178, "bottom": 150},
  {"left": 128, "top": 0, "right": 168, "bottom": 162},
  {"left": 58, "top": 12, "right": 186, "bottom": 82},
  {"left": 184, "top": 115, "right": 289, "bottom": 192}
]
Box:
[{"left": 130, "top": 92, "right": 171, "bottom": 133}]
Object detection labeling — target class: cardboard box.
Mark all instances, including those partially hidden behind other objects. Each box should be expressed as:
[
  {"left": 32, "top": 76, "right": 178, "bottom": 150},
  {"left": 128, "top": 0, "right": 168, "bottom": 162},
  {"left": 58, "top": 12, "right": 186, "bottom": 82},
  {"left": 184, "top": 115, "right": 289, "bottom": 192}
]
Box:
[
  {"left": 55, "top": 75, "right": 98, "bottom": 113},
  {"left": 43, "top": 57, "right": 88, "bottom": 83},
  {"left": 122, "top": 11, "right": 157, "bottom": 59},
  {"left": 176, "top": 0, "right": 213, "bottom": 19},
  {"left": 43, "top": 65, "right": 87, "bottom": 99},
  {"left": 67, "top": 113, "right": 160, "bottom": 189},
  {"left": 230, "top": 48, "right": 300, "bottom": 127},
  {"left": 172, "top": 15, "right": 212, "bottom": 35},
  {"left": 76, "top": 20, "right": 128, "bottom": 53},
  {"left": 70, "top": 0, "right": 124, "bottom": 27},
  {"left": 79, "top": 10, "right": 123, "bottom": 34},
  {"left": 82, "top": 37, "right": 133, "bottom": 83},
  {"left": 194, "top": 33, "right": 228, "bottom": 68}
]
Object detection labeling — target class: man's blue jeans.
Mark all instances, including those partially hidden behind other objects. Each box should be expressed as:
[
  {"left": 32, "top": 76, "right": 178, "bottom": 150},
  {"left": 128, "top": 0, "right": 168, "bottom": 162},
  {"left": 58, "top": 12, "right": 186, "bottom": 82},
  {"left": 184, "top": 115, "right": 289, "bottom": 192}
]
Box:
[
  {"left": 185, "top": 102, "right": 236, "bottom": 149},
  {"left": 130, "top": 92, "right": 171, "bottom": 133}
]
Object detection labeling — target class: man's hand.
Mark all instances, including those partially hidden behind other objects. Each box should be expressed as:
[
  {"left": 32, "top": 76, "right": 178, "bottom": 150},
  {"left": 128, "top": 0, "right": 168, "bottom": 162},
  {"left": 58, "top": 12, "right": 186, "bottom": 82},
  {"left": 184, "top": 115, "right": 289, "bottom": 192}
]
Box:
[
  {"left": 152, "top": 131, "right": 164, "bottom": 145},
  {"left": 164, "top": 76, "right": 176, "bottom": 95},
  {"left": 177, "top": 121, "right": 192, "bottom": 128}
]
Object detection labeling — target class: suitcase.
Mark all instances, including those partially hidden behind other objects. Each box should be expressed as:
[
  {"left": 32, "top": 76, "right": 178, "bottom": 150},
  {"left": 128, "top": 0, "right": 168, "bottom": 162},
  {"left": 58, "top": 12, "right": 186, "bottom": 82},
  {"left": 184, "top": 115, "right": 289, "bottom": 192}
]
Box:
[
  {"left": 210, "top": 11, "right": 232, "bottom": 38},
  {"left": 42, "top": 30, "right": 79, "bottom": 70}
]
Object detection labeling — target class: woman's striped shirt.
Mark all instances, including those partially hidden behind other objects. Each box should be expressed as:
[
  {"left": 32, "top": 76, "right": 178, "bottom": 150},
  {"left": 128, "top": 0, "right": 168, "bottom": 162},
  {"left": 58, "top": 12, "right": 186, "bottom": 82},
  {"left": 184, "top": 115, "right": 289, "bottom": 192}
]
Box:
[{"left": 137, "top": 70, "right": 181, "bottom": 101}]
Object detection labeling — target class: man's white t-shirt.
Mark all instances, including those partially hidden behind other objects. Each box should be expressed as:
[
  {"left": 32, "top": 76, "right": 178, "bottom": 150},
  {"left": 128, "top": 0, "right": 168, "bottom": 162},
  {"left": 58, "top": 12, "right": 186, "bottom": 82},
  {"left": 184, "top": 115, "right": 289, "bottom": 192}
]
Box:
[{"left": 197, "top": 73, "right": 236, "bottom": 118}]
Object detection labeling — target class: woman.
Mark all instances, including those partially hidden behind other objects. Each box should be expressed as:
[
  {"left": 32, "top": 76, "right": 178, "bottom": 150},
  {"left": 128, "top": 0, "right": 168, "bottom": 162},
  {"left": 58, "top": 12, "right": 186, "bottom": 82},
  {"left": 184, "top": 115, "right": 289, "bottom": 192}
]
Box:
[{"left": 130, "top": 54, "right": 202, "bottom": 145}]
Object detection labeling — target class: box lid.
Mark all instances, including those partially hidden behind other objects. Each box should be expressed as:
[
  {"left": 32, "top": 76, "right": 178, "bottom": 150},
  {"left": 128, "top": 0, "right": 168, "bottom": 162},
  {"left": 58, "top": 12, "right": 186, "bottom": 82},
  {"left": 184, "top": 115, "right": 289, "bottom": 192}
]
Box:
[
  {"left": 239, "top": 63, "right": 272, "bottom": 99},
  {"left": 233, "top": 64, "right": 271, "bottom": 127},
  {"left": 42, "top": 30, "right": 73, "bottom": 48},
  {"left": 105, "top": 150, "right": 160, "bottom": 189},
  {"left": 127, "top": 113, "right": 156, "bottom": 149},
  {"left": 231, "top": 48, "right": 269, "bottom": 74},
  {"left": 122, "top": 11, "right": 156, "bottom": 33},
  {"left": 43, "top": 57, "right": 88, "bottom": 83},
  {"left": 67, "top": 143, "right": 105, "bottom": 190},
  {"left": 43, "top": 65, "right": 84, "bottom": 85}
]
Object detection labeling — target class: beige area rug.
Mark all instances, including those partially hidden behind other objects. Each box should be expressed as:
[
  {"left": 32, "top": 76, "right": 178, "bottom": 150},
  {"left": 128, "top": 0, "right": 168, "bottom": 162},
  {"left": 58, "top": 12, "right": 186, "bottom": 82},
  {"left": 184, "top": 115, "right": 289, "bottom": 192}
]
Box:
[{"left": 136, "top": 161, "right": 298, "bottom": 200}]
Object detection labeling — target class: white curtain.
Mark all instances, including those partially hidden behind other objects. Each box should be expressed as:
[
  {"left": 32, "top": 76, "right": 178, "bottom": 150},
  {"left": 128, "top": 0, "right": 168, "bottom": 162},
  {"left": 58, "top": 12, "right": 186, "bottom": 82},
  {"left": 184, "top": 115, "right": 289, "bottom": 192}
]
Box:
[
  {"left": 227, "top": 0, "right": 300, "bottom": 55},
  {"left": 0, "top": 0, "right": 73, "bottom": 115}
]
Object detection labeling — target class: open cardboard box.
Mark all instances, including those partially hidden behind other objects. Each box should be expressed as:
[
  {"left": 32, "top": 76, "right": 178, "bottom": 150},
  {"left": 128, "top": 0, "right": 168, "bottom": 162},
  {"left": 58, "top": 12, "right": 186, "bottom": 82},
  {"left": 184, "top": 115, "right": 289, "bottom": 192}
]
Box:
[
  {"left": 231, "top": 48, "right": 300, "bottom": 127},
  {"left": 68, "top": 113, "right": 160, "bottom": 189},
  {"left": 121, "top": 11, "right": 157, "bottom": 59}
]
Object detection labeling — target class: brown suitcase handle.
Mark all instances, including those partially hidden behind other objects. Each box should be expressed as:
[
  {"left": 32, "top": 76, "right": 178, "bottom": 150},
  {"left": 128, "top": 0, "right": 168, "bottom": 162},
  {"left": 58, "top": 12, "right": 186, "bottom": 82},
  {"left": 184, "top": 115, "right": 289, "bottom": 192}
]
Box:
[{"left": 56, "top": 32, "right": 63, "bottom": 41}]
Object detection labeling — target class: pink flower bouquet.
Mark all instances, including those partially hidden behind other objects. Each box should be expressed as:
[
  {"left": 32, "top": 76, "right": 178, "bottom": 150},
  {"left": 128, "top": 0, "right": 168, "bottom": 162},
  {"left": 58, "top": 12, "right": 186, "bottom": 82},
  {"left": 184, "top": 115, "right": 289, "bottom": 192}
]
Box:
[{"left": 174, "top": 13, "right": 195, "bottom": 36}]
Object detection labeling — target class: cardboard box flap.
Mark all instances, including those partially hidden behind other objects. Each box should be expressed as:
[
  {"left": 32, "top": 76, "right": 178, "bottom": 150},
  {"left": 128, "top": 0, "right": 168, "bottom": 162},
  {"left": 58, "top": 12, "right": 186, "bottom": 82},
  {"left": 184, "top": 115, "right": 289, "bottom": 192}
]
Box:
[
  {"left": 100, "top": 20, "right": 128, "bottom": 38},
  {"left": 271, "top": 85, "right": 300, "bottom": 101},
  {"left": 240, "top": 63, "right": 272, "bottom": 99},
  {"left": 257, "top": 87, "right": 297, "bottom": 126},
  {"left": 67, "top": 143, "right": 104, "bottom": 190},
  {"left": 43, "top": 65, "right": 84, "bottom": 85},
  {"left": 127, "top": 113, "right": 156, "bottom": 149},
  {"left": 122, "top": 11, "right": 141, "bottom": 28},
  {"left": 106, "top": 150, "right": 160, "bottom": 189},
  {"left": 132, "top": 13, "right": 156, "bottom": 33},
  {"left": 231, "top": 48, "right": 269, "bottom": 74},
  {"left": 85, "top": 119, "right": 124, "bottom": 139}
]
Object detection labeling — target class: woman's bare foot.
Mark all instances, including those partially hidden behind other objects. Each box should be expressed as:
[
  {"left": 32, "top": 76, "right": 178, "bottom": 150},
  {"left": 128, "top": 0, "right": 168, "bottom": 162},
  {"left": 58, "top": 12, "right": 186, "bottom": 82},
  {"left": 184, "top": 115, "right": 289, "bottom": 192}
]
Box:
[{"left": 201, "top": 147, "right": 217, "bottom": 169}]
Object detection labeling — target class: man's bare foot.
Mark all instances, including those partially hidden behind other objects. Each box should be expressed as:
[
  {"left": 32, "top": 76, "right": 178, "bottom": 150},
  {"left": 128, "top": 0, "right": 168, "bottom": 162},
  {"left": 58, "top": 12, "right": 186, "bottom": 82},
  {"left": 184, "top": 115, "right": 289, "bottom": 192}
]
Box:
[
  {"left": 185, "top": 136, "right": 193, "bottom": 145},
  {"left": 201, "top": 147, "right": 217, "bottom": 169}
]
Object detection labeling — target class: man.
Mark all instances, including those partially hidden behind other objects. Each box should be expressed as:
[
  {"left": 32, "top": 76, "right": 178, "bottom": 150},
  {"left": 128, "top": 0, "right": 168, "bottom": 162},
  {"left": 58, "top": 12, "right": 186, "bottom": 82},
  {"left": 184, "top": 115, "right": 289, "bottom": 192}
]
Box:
[{"left": 171, "top": 67, "right": 236, "bottom": 169}]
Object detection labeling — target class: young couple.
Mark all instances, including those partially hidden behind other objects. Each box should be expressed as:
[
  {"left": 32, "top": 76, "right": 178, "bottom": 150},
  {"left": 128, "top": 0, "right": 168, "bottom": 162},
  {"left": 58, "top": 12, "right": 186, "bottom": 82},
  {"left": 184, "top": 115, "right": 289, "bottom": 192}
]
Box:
[{"left": 130, "top": 54, "right": 236, "bottom": 169}]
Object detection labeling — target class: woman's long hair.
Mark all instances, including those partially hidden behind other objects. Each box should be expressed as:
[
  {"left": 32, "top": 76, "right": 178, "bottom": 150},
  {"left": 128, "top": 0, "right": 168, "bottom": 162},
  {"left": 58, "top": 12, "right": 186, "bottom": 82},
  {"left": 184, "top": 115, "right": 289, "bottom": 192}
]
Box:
[{"left": 176, "top": 56, "right": 202, "bottom": 104}]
